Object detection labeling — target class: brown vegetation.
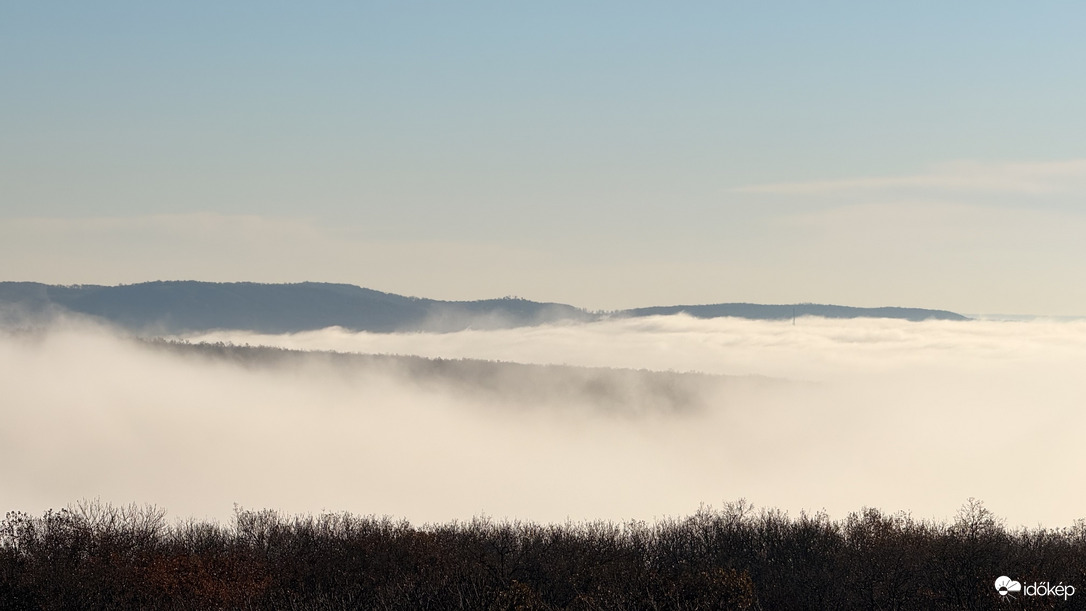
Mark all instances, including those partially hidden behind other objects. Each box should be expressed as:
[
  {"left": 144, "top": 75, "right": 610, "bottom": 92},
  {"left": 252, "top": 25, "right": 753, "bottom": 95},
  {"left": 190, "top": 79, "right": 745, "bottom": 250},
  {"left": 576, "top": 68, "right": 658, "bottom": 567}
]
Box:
[{"left": 2, "top": 499, "right": 1084, "bottom": 609}]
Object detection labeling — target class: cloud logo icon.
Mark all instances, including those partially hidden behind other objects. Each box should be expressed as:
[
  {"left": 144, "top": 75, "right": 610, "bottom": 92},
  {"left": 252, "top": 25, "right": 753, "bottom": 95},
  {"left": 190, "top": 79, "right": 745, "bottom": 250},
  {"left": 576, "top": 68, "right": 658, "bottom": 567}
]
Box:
[{"left": 996, "top": 576, "right": 1022, "bottom": 596}]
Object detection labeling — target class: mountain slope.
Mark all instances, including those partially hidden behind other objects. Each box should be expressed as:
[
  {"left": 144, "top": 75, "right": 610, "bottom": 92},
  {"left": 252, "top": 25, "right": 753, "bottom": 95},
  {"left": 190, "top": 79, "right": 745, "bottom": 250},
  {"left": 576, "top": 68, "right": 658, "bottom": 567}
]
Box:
[
  {"left": 0, "top": 281, "right": 968, "bottom": 332},
  {"left": 0, "top": 281, "right": 592, "bottom": 333}
]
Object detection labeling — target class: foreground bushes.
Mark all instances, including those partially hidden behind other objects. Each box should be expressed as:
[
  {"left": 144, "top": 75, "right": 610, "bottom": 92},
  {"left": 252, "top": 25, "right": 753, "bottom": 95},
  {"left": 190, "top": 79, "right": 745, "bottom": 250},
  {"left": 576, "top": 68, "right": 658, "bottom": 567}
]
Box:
[{"left": 2, "top": 499, "right": 1083, "bottom": 610}]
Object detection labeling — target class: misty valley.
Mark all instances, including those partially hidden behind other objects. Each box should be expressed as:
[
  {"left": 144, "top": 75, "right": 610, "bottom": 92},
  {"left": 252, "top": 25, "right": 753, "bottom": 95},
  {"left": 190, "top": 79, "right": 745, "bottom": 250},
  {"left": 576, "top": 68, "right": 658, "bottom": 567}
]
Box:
[
  {"left": 9, "top": 3, "right": 1086, "bottom": 606},
  {"left": 3, "top": 284, "right": 1086, "bottom": 609}
]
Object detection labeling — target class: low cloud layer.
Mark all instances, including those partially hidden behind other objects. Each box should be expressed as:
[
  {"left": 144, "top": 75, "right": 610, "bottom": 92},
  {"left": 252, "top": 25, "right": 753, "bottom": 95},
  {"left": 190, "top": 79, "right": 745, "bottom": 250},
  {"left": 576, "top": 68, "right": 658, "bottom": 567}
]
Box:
[
  {"left": 185, "top": 314, "right": 1086, "bottom": 382},
  {"left": 3, "top": 316, "right": 1085, "bottom": 528}
]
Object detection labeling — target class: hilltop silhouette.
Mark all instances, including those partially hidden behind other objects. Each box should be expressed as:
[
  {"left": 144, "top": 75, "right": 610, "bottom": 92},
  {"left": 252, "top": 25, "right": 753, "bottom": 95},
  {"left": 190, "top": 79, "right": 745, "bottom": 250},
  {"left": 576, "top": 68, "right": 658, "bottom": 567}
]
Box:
[{"left": 0, "top": 281, "right": 967, "bottom": 333}]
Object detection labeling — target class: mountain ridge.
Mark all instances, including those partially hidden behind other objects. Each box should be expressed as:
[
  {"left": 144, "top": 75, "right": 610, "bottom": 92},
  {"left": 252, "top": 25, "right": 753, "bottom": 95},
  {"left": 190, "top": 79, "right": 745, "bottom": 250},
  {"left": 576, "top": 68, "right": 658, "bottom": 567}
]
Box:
[{"left": 0, "top": 281, "right": 969, "bottom": 333}]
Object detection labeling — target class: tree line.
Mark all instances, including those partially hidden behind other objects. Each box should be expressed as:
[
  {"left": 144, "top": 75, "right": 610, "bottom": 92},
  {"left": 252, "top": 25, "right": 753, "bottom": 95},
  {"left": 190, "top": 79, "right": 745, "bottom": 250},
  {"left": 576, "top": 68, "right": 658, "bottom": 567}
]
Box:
[{"left": 2, "top": 499, "right": 1083, "bottom": 609}]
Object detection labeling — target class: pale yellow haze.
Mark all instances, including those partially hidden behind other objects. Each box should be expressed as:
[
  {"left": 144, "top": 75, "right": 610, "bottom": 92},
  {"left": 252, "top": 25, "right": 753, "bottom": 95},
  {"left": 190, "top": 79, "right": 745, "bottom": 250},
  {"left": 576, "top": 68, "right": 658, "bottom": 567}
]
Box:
[{"left": 5, "top": 158, "right": 1086, "bottom": 315}]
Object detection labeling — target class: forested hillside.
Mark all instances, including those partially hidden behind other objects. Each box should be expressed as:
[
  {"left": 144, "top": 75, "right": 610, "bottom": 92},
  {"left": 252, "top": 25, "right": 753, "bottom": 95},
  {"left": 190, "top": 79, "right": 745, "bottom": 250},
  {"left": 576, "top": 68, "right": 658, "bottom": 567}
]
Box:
[{"left": 0, "top": 281, "right": 967, "bottom": 333}]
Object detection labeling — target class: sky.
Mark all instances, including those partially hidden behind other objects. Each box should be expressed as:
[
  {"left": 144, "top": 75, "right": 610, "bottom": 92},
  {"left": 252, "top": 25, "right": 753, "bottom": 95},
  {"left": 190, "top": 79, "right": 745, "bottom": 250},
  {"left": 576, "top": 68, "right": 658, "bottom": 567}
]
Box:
[{"left": 3, "top": 2, "right": 1086, "bottom": 314}]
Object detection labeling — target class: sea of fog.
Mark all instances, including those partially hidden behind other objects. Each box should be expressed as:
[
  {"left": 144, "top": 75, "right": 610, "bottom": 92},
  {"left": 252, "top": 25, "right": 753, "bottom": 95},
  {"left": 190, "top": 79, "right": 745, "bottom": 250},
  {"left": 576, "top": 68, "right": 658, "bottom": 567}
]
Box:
[{"left": 3, "top": 315, "right": 1085, "bottom": 527}]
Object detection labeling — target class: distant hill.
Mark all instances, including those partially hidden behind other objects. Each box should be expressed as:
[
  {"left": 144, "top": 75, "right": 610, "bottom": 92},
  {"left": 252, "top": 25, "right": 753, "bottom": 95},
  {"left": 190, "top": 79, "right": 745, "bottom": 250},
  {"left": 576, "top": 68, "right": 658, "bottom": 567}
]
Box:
[
  {"left": 0, "top": 281, "right": 968, "bottom": 333},
  {"left": 0, "top": 281, "right": 592, "bottom": 333},
  {"left": 623, "top": 303, "right": 968, "bottom": 322}
]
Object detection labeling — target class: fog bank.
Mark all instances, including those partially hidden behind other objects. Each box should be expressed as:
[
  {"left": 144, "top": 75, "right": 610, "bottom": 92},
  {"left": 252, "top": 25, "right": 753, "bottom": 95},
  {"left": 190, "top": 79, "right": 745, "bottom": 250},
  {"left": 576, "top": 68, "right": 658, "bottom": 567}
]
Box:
[
  {"left": 3, "top": 316, "right": 1085, "bottom": 527},
  {"left": 184, "top": 314, "right": 1086, "bottom": 381}
]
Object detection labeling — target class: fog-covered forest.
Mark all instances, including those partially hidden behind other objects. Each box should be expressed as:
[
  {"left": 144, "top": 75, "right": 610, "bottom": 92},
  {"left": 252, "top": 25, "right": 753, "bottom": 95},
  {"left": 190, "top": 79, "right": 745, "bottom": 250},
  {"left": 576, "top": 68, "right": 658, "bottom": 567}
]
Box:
[{"left": 142, "top": 338, "right": 765, "bottom": 416}]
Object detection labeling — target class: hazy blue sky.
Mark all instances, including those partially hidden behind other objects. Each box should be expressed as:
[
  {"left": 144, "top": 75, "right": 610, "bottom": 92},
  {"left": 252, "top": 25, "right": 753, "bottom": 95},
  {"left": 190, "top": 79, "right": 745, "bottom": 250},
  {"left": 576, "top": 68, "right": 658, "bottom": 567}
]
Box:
[{"left": 3, "top": 2, "right": 1085, "bottom": 314}]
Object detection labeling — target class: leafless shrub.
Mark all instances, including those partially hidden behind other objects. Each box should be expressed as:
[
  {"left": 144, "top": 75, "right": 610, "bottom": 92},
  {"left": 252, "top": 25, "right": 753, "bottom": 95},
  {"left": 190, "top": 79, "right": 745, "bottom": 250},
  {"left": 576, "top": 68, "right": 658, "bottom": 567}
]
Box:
[{"left": 1, "top": 499, "right": 1083, "bottom": 610}]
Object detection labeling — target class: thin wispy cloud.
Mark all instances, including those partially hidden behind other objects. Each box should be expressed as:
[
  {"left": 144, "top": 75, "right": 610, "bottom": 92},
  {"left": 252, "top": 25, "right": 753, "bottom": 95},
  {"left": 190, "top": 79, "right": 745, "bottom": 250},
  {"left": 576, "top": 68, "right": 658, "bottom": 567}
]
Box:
[{"left": 734, "top": 159, "right": 1086, "bottom": 195}]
